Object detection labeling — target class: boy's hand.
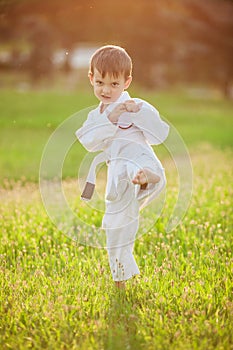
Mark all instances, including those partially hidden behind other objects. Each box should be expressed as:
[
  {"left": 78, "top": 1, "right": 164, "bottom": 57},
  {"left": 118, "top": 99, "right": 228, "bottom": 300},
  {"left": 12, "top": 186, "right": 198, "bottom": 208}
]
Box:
[
  {"left": 108, "top": 103, "right": 127, "bottom": 123},
  {"left": 124, "top": 100, "right": 143, "bottom": 113},
  {"left": 108, "top": 100, "right": 142, "bottom": 123}
]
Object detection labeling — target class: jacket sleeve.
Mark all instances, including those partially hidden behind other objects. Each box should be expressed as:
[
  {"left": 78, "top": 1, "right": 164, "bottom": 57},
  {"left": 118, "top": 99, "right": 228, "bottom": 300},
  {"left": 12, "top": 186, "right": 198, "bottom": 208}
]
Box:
[
  {"left": 75, "top": 108, "right": 118, "bottom": 151},
  {"left": 132, "top": 100, "right": 170, "bottom": 145}
]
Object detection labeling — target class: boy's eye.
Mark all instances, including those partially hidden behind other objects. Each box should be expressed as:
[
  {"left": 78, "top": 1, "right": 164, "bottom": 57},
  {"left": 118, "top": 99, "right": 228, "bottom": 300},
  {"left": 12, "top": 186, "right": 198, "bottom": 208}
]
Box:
[
  {"left": 112, "top": 82, "right": 119, "bottom": 87},
  {"left": 96, "top": 81, "right": 103, "bottom": 86}
]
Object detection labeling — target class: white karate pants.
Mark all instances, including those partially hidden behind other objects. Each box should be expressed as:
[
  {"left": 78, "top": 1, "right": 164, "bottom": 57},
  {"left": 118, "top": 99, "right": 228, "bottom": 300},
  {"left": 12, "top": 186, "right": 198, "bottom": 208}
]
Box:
[{"left": 102, "top": 149, "right": 166, "bottom": 281}]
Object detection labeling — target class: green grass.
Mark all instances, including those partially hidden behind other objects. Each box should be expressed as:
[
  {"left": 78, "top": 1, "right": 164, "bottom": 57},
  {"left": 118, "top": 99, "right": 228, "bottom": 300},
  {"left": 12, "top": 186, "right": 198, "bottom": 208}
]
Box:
[
  {"left": 0, "top": 88, "right": 232, "bottom": 181},
  {"left": 0, "top": 89, "right": 96, "bottom": 181},
  {"left": 0, "top": 87, "right": 233, "bottom": 349},
  {"left": 0, "top": 147, "right": 232, "bottom": 350}
]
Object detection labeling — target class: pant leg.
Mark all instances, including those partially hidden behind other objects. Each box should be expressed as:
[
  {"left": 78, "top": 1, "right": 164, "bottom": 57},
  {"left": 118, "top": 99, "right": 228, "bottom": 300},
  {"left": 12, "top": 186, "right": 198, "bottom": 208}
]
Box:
[
  {"left": 102, "top": 149, "right": 166, "bottom": 282},
  {"left": 128, "top": 151, "right": 167, "bottom": 207},
  {"left": 103, "top": 176, "right": 140, "bottom": 281}
]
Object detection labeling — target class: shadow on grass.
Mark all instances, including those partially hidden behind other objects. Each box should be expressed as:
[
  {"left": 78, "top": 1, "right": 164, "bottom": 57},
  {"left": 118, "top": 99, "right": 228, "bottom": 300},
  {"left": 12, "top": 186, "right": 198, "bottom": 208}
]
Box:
[{"left": 103, "top": 280, "right": 146, "bottom": 350}]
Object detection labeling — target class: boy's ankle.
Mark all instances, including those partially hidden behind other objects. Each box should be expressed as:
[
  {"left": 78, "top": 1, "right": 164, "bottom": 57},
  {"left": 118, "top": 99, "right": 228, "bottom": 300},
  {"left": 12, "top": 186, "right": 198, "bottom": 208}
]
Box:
[{"left": 115, "top": 281, "right": 126, "bottom": 289}]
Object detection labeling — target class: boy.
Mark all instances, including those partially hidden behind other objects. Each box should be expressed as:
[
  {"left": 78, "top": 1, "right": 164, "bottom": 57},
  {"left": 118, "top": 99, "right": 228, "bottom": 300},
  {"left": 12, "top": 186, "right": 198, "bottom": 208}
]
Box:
[{"left": 75, "top": 45, "right": 169, "bottom": 289}]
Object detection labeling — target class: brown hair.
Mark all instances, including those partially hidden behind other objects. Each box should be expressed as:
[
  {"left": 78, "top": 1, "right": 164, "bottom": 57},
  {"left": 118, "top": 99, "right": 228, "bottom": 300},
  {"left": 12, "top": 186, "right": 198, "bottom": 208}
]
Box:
[{"left": 89, "top": 45, "right": 132, "bottom": 80}]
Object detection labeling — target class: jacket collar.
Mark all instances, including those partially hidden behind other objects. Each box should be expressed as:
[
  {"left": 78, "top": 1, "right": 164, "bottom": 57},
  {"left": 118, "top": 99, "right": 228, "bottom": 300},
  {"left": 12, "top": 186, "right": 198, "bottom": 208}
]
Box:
[
  {"left": 98, "top": 91, "right": 131, "bottom": 114},
  {"left": 115, "top": 91, "right": 131, "bottom": 103}
]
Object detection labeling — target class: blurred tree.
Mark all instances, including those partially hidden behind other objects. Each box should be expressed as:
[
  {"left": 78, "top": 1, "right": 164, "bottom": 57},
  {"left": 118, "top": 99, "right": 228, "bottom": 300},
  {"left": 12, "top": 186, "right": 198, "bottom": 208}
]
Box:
[
  {"left": 23, "top": 16, "right": 56, "bottom": 82},
  {"left": 0, "top": 0, "right": 232, "bottom": 95},
  {"left": 179, "top": 0, "right": 233, "bottom": 97}
]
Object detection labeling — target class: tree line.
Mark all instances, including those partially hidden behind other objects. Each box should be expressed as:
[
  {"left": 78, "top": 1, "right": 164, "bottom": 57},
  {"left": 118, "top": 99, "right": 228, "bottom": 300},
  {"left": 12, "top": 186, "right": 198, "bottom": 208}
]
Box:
[{"left": 0, "top": 0, "right": 232, "bottom": 96}]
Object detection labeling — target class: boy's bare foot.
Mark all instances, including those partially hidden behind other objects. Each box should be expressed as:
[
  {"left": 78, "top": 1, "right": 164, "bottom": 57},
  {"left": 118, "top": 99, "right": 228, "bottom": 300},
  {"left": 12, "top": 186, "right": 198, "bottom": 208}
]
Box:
[
  {"left": 132, "top": 168, "right": 160, "bottom": 186},
  {"left": 115, "top": 281, "right": 126, "bottom": 289}
]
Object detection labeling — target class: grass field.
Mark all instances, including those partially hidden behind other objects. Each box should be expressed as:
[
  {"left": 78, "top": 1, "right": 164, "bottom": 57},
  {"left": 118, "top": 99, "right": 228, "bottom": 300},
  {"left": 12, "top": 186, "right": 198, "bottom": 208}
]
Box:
[
  {"left": 1, "top": 86, "right": 233, "bottom": 349},
  {"left": 0, "top": 87, "right": 232, "bottom": 181}
]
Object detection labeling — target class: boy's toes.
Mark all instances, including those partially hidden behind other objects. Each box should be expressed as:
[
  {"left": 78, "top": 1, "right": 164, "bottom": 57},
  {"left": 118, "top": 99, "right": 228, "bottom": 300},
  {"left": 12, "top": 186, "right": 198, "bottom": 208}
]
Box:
[
  {"left": 132, "top": 176, "right": 139, "bottom": 184},
  {"left": 132, "top": 170, "right": 147, "bottom": 185}
]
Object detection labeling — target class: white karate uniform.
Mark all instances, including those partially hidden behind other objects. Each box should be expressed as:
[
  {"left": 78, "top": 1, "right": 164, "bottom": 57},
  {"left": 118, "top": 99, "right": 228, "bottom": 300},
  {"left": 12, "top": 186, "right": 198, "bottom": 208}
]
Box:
[{"left": 75, "top": 91, "right": 169, "bottom": 281}]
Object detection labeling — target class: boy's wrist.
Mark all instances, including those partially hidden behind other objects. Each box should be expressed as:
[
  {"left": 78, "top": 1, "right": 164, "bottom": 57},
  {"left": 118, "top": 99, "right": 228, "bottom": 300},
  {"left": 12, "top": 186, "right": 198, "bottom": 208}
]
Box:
[
  {"left": 108, "top": 111, "right": 120, "bottom": 124},
  {"left": 108, "top": 103, "right": 127, "bottom": 124}
]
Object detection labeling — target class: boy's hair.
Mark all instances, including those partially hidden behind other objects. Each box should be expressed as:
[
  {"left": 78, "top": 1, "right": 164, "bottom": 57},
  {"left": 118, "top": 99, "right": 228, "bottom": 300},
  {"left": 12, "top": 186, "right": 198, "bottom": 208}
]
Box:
[{"left": 89, "top": 45, "right": 132, "bottom": 80}]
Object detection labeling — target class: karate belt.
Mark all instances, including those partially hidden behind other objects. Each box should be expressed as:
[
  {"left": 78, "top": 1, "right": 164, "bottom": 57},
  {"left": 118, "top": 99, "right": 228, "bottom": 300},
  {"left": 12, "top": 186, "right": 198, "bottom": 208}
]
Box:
[
  {"left": 81, "top": 151, "right": 108, "bottom": 200},
  {"left": 80, "top": 122, "right": 148, "bottom": 200}
]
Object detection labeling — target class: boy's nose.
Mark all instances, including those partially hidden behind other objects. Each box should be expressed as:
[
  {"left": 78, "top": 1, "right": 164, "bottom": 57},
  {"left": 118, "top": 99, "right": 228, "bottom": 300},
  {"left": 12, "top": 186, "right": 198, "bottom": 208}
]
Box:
[{"left": 102, "top": 85, "right": 111, "bottom": 94}]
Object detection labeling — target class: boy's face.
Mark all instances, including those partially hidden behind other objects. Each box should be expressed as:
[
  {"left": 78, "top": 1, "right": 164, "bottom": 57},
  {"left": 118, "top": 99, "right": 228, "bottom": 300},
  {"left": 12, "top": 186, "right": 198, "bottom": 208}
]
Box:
[{"left": 90, "top": 68, "right": 132, "bottom": 104}]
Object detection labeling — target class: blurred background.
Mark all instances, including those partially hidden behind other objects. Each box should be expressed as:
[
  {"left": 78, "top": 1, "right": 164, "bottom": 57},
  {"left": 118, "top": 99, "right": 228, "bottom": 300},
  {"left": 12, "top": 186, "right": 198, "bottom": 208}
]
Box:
[
  {"left": 0, "top": 0, "right": 233, "bottom": 182},
  {"left": 0, "top": 0, "right": 232, "bottom": 95}
]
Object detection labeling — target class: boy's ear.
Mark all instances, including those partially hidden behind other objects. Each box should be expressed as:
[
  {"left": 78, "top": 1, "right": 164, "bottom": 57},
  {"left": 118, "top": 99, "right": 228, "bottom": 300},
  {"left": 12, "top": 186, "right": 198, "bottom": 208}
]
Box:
[
  {"left": 89, "top": 73, "right": 94, "bottom": 86},
  {"left": 124, "top": 76, "right": 132, "bottom": 89}
]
